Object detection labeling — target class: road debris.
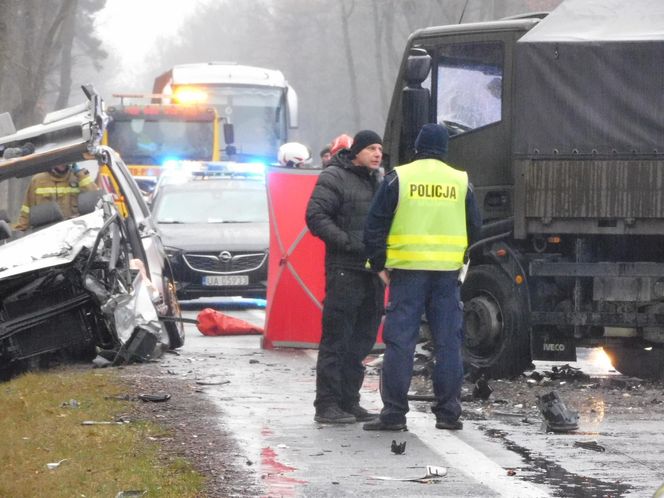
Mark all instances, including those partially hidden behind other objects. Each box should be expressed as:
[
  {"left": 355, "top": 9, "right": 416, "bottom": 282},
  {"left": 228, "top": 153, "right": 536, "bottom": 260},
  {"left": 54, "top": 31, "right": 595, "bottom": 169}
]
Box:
[
  {"left": 537, "top": 390, "right": 579, "bottom": 432},
  {"left": 82, "top": 420, "right": 129, "bottom": 425},
  {"left": 138, "top": 393, "right": 171, "bottom": 402},
  {"left": 369, "top": 465, "right": 447, "bottom": 482},
  {"left": 196, "top": 379, "right": 231, "bottom": 386},
  {"left": 391, "top": 440, "right": 406, "bottom": 455},
  {"left": 46, "top": 459, "right": 68, "bottom": 470},
  {"left": 473, "top": 376, "right": 494, "bottom": 400},
  {"left": 574, "top": 440, "right": 606, "bottom": 452}
]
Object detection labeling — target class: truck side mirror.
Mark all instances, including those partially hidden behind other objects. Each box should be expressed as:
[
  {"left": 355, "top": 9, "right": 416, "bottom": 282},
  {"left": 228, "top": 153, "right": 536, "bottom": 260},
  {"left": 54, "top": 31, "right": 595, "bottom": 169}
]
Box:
[
  {"left": 223, "top": 123, "right": 235, "bottom": 145},
  {"left": 401, "top": 49, "right": 432, "bottom": 163},
  {"left": 286, "top": 84, "right": 298, "bottom": 129}
]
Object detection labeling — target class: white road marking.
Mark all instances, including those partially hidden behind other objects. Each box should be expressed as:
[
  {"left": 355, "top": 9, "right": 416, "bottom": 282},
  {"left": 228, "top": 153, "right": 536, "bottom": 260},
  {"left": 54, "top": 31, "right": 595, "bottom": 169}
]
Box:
[
  {"left": 408, "top": 413, "right": 551, "bottom": 497},
  {"left": 298, "top": 343, "right": 550, "bottom": 495}
]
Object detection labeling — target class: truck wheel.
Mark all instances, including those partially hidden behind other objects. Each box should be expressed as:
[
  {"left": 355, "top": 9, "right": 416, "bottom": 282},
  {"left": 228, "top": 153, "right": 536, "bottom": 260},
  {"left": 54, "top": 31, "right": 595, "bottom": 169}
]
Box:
[
  {"left": 163, "top": 275, "right": 185, "bottom": 349},
  {"left": 461, "top": 265, "right": 530, "bottom": 378},
  {"left": 603, "top": 346, "right": 664, "bottom": 380}
]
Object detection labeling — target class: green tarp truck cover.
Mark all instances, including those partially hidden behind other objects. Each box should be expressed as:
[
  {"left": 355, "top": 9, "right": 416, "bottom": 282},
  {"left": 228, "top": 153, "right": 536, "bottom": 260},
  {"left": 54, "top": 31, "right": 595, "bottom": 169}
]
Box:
[{"left": 513, "top": 0, "right": 664, "bottom": 158}]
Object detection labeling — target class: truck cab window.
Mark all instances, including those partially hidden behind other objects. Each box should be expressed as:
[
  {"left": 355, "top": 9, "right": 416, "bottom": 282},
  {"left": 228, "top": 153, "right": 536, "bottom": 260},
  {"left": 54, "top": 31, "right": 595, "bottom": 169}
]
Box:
[{"left": 436, "top": 41, "right": 504, "bottom": 135}]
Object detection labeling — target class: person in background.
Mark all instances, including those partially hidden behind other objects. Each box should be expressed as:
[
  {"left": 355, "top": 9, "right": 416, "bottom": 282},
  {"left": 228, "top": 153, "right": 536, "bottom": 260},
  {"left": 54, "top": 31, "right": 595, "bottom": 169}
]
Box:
[
  {"left": 328, "top": 133, "right": 353, "bottom": 160},
  {"left": 305, "top": 130, "right": 385, "bottom": 424},
  {"left": 278, "top": 142, "right": 312, "bottom": 168},
  {"left": 14, "top": 162, "right": 99, "bottom": 231},
  {"left": 362, "top": 123, "right": 481, "bottom": 432},
  {"left": 319, "top": 146, "right": 332, "bottom": 168}
]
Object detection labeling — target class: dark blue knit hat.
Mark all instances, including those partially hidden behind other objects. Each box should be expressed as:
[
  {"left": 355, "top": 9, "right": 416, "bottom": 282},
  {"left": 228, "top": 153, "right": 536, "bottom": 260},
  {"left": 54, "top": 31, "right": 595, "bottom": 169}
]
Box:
[{"left": 415, "top": 123, "right": 449, "bottom": 157}]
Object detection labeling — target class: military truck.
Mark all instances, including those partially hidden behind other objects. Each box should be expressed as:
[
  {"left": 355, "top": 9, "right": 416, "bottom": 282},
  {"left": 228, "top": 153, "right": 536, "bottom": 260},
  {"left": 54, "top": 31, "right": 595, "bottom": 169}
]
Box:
[{"left": 383, "top": 0, "right": 664, "bottom": 379}]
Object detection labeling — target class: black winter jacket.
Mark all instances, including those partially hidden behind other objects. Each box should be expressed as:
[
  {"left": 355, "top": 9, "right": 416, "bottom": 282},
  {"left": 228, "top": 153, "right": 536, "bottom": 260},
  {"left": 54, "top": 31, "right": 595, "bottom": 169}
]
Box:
[{"left": 305, "top": 150, "right": 380, "bottom": 271}]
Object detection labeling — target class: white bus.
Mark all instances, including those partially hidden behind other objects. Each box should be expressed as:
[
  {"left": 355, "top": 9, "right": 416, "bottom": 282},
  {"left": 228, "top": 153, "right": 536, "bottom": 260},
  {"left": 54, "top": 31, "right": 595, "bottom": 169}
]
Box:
[{"left": 153, "top": 63, "right": 298, "bottom": 164}]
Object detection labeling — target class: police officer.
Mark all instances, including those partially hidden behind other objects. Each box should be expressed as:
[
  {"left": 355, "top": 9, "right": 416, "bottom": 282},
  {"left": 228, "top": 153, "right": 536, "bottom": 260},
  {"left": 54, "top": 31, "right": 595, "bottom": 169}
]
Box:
[
  {"left": 362, "top": 123, "right": 481, "bottom": 431},
  {"left": 15, "top": 162, "right": 98, "bottom": 231}
]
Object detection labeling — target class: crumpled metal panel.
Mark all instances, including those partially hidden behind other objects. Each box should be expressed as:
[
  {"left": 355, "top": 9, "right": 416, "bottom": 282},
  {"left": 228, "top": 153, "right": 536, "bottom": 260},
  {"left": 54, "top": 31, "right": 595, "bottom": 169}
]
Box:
[
  {"left": 0, "top": 210, "right": 104, "bottom": 279},
  {"left": 105, "top": 272, "right": 163, "bottom": 344}
]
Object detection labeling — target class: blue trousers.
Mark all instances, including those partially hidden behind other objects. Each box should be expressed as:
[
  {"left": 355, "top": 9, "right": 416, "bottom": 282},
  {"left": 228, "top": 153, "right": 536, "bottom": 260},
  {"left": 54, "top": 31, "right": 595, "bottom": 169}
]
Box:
[{"left": 379, "top": 269, "right": 464, "bottom": 425}]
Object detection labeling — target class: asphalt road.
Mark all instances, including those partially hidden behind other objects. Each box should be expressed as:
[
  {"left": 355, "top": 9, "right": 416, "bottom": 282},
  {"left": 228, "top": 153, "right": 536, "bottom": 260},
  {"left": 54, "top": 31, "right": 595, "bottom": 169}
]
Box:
[{"left": 160, "top": 299, "right": 664, "bottom": 497}]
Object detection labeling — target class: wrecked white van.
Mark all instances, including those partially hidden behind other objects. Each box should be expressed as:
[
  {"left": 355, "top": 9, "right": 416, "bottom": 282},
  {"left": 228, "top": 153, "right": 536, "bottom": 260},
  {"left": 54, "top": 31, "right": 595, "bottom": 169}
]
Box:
[{"left": 0, "top": 85, "right": 184, "bottom": 378}]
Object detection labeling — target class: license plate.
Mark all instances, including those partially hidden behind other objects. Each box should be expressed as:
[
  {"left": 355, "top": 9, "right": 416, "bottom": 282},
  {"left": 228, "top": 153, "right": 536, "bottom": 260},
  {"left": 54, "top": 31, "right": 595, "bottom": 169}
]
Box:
[{"left": 202, "top": 275, "right": 249, "bottom": 286}]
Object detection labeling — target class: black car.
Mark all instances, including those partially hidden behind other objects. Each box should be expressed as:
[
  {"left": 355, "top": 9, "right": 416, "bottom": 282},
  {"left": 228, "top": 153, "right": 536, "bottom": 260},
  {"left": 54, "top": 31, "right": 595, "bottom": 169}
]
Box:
[{"left": 150, "top": 175, "right": 269, "bottom": 299}]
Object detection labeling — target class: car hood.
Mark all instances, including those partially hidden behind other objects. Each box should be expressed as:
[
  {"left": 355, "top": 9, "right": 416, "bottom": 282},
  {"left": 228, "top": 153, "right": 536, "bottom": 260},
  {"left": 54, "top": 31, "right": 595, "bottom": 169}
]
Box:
[
  {"left": 0, "top": 210, "right": 104, "bottom": 279},
  {"left": 157, "top": 222, "right": 269, "bottom": 252}
]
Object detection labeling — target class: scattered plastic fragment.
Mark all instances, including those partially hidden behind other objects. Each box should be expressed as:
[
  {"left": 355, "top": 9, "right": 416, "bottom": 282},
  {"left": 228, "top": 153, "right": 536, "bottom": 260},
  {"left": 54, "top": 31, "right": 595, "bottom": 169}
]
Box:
[
  {"left": 115, "top": 491, "right": 147, "bottom": 498},
  {"left": 507, "top": 469, "right": 517, "bottom": 476},
  {"left": 46, "top": 459, "right": 68, "bottom": 470},
  {"left": 574, "top": 440, "right": 605, "bottom": 452},
  {"left": 82, "top": 420, "right": 126, "bottom": 425},
  {"left": 537, "top": 391, "right": 579, "bottom": 432},
  {"left": 529, "top": 371, "right": 544, "bottom": 382},
  {"left": 391, "top": 440, "right": 406, "bottom": 455},
  {"left": 196, "top": 379, "right": 231, "bottom": 386},
  {"left": 138, "top": 393, "right": 171, "bottom": 402},
  {"left": 547, "top": 364, "right": 590, "bottom": 381},
  {"left": 61, "top": 399, "right": 79, "bottom": 408},
  {"left": 473, "top": 376, "right": 493, "bottom": 400},
  {"left": 370, "top": 465, "right": 447, "bottom": 482}
]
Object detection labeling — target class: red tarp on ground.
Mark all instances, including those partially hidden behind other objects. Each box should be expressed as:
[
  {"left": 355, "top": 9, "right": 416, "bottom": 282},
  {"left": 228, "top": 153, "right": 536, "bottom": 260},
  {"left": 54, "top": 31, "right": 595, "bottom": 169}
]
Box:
[
  {"left": 263, "top": 166, "right": 384, "bottom": 349},
  {"left": 197, "top": 308, "right": 264, "bottom": 336}
]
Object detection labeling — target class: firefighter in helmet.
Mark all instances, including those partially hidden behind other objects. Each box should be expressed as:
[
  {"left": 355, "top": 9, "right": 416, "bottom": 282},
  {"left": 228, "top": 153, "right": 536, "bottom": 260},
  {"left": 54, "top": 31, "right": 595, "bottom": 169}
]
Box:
[{"left": 14, "top": 162, "right": 99, "bottom": 231}]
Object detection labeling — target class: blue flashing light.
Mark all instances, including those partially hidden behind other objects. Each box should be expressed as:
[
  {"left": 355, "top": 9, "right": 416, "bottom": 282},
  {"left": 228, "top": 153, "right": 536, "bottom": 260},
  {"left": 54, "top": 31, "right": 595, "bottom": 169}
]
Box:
[
  {"left": 199, "top": 161, "right": 266, "bottom": 179},
  {"left": 162, "top": 157, "right": 182, "bottom": 171}
]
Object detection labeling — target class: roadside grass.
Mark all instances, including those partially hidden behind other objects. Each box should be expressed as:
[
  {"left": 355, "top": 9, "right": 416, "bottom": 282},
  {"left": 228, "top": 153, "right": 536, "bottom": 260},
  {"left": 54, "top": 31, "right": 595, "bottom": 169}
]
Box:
[{"left": 0, "top": 367, "right": 204, "bottom": 498}]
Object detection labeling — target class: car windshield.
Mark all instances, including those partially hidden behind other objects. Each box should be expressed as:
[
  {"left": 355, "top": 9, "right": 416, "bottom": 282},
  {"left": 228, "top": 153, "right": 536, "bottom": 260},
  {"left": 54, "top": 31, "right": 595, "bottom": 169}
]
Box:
[{"left": 154, "top": 186, "right": 268, "bottom": 224}]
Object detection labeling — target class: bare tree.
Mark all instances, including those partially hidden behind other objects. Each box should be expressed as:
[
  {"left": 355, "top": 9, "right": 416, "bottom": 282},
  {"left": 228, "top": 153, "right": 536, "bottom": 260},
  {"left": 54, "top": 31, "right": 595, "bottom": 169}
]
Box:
[
  {"left": 55, "top": 0, "right": 78, "bottom": 108},
  {"left": 339, "top": 0, "right": 360, "bottom": 130}
]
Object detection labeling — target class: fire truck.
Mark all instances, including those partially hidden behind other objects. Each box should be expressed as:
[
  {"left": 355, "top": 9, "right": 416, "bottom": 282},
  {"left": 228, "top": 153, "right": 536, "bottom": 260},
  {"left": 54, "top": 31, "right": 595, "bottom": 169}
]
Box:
[{"left": 104, "top": 95, "right": 219, "bottom": 179}]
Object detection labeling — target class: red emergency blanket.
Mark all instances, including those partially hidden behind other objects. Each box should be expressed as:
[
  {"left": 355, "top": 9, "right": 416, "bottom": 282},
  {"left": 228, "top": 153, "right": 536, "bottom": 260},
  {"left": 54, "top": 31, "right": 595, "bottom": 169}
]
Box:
[{"left": 197, "top": 308, "right": 263, "bottom": 336}]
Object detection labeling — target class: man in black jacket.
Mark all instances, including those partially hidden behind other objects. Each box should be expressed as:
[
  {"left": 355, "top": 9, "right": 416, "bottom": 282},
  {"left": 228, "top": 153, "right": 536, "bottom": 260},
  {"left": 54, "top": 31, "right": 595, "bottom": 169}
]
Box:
[{"left": 306, "top": 130, "right": 385, "bottom": 424}]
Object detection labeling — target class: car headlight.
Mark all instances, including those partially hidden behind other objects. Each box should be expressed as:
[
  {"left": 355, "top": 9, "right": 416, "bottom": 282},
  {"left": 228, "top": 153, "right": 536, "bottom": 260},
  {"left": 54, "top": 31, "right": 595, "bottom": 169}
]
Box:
[{"left": 164, "top": 246, "right": 182, "bottom": 263}]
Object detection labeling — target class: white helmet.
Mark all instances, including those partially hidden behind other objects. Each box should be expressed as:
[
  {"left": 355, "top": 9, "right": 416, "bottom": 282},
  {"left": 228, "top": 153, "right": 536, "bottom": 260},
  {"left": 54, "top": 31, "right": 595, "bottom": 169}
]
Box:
[{"left": 278, "top": 142, "right": 311, "bottom": 168}]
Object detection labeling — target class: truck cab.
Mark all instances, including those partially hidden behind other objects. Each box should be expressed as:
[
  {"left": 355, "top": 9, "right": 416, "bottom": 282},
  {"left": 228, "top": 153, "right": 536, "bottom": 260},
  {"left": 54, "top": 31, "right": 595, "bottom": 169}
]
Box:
[{"left": 385, "top": 1, "right": 664, "bottom": 380}]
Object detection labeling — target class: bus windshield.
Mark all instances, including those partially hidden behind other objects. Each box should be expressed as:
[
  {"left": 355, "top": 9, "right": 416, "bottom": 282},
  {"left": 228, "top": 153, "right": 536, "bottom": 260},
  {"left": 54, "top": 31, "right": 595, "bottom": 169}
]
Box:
[
  {"left": 194, "top": 86, "right": 286, "bottom": 162},
  {"left": 107, "top": 118, "right": 215, "bottom": 165}
]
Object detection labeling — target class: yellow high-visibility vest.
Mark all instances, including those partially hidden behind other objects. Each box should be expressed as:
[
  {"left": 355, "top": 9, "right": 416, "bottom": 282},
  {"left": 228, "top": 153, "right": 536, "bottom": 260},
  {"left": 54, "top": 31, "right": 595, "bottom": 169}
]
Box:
[{"left": 386, "top": 158, "right": 468, "bottom": 271}]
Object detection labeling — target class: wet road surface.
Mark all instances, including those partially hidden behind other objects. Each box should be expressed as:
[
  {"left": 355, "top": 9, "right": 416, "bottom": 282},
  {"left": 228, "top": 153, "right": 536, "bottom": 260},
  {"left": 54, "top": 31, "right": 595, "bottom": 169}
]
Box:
[{"left": 158, "top": 300, "right": 664, "bottom": 497}]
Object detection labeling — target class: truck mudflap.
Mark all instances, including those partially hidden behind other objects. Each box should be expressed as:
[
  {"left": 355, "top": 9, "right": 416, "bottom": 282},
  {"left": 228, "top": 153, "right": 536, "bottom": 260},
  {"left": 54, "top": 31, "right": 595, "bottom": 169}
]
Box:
[{"left": 530, "top": 328, "right": 576, "bottom": 362}]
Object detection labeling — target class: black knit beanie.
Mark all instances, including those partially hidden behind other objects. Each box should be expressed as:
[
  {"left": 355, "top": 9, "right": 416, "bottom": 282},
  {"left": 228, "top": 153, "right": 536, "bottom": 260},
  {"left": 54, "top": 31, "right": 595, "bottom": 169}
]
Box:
[
  {"left": 415, "top": 123, "right": 449, "bottom": 157},
  {"left": 349, "top": 130, "right": 382, "bottom": 158}
]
